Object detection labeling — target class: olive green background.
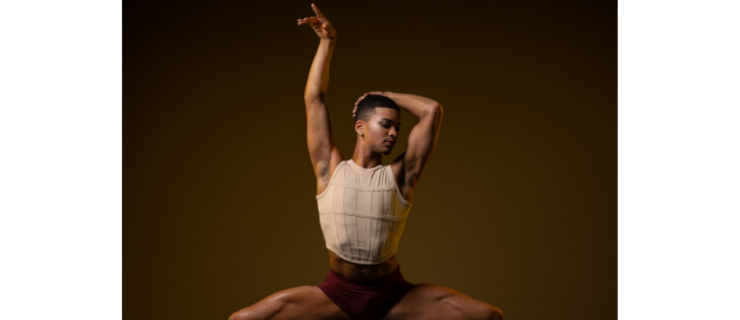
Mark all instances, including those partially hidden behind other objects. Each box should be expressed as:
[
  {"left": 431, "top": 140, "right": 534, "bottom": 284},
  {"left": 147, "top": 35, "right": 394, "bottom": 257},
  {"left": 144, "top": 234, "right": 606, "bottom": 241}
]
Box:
[{"left": 125, "top": 0, "right": 615, "bottom": 319}]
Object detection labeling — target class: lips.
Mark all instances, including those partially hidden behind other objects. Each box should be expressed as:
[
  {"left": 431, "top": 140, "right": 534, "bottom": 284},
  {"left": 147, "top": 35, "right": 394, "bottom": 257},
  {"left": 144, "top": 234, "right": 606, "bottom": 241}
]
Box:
[{"left": 385, "top": 140, "right": 396, "bottom": 146}]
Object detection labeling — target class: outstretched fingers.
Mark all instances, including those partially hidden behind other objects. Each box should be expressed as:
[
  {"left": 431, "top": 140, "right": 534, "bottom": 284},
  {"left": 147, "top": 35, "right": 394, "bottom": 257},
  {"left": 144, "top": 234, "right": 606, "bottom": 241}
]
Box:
[
  {"left": 311, "top": 3, "right": 326, "bottom": 19},
  {"left": 297, "top": 16, "right": 319, "bottom": 25}
]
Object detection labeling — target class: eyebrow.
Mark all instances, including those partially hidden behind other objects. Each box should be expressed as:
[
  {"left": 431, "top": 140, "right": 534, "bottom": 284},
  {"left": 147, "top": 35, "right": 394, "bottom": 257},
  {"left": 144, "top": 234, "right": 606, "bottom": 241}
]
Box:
[{"left": 380, "top": 118, "right": 401, "bottom": 125}]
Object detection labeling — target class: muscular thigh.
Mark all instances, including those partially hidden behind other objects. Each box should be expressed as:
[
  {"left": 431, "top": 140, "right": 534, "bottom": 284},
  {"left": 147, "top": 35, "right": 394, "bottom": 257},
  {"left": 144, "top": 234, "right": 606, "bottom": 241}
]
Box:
[
  {"left": 384, "top": 283, "right": 501, "bottom": 320},
  {"left": 229, "top": 285, "right": 351, "bottom": 320}
]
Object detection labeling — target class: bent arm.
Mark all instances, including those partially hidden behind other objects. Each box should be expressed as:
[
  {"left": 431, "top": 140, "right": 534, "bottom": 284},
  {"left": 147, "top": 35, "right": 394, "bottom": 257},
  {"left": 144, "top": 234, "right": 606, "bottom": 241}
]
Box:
[
  {"left": 387, "top": 93, "right": 443, "bottom": 187},
  {"left": 305, "top": 38, "right": 338, "bottom": 179},
  {"left": 386, "top": 92, "right": 439, "bottom": 119}
]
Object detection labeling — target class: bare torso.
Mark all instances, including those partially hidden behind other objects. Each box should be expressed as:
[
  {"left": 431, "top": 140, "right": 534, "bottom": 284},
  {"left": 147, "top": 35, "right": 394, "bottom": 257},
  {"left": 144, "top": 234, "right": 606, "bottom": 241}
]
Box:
[{"left": 318, "top": 157, "right": 412, "bottom": 282}]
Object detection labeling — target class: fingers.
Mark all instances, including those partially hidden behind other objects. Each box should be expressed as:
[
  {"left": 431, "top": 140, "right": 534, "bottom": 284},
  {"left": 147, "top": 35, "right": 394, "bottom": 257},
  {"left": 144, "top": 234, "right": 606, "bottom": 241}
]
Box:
[
  {"left": 354, "top": 91, "right": 388, "bottom": 107},
  {"left": 355, "top": 95, "right": 366, "bottom": 106},
  {"left": 297, "top": 16, "right": 319, "bottom": 25},
  {"left": 311, "top": 3, "right": 325, "bottom": 18}
]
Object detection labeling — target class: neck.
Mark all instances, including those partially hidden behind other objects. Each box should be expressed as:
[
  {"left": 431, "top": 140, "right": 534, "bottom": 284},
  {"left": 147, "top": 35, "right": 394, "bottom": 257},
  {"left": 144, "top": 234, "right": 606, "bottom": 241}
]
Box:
[{"left": 352, "top": 142, "right": 382, "bottom": 169}]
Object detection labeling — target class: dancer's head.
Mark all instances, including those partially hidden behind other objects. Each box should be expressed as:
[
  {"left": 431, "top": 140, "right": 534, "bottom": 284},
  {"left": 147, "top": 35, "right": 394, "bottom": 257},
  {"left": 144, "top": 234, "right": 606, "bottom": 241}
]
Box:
[{"left": 355, "top": 95, "right": 401, "bottom": 155}]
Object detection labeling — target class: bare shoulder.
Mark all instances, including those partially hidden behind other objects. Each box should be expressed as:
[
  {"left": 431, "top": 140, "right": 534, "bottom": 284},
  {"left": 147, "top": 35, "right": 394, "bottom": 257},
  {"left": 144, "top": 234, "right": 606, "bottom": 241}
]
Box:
[{"left": 387, "top": 283, "right": 503, "bottom": 320}]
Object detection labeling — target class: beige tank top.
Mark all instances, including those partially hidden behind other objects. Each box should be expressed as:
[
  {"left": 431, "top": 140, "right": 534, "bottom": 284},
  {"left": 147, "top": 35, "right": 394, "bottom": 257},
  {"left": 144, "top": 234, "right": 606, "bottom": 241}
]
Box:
[{"left": 316, "top": 159, "right": 413, "bottom": 265}]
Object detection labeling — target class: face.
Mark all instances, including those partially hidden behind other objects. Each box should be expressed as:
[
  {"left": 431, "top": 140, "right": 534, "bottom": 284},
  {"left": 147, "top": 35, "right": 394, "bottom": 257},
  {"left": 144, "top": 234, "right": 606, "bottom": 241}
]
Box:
[{"left": 360, "top": 108, "right": 401, "bottom": 155}]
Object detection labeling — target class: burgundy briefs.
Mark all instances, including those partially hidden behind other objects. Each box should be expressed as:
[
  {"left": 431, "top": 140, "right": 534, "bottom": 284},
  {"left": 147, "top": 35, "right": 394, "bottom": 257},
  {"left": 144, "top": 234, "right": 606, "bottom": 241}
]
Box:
[{"left": 317, "top": 265, "right": 414, "bottom": 320}]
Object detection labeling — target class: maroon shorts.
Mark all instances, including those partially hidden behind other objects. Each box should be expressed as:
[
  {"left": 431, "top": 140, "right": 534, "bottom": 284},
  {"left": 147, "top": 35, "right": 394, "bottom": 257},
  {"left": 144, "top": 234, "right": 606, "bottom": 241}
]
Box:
[{"left": 317, "top": 265, "right": 414, "bottom": 320}]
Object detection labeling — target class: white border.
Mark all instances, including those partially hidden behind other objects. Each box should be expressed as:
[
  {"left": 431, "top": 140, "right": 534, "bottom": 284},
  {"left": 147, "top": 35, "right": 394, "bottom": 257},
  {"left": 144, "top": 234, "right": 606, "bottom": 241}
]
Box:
[
  {"left": 619, "top": 0, "right": 740, "bottom": 318},
  {"left": 0, "top": 1, "right": 122, "bottom": 319},
  {"left": 1, "top": 0, "right": 740, "bottom": 318}
]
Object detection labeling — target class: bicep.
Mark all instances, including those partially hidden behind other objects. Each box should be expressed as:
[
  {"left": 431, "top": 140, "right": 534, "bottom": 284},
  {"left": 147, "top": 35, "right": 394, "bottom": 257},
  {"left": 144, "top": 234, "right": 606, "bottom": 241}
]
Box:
[
  {"left": 402, "top": 105, "right": 443, "bottom": 185},
  {"left": 306, "top": 101, "right": 338, "bottom": 178}
]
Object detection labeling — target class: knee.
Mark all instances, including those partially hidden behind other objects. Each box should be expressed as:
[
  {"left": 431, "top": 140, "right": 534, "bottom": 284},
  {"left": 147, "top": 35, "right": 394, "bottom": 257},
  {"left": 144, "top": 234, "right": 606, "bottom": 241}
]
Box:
[
  {"left": 229, "top": 296, "right": 289, "bottom": 320},
  {"left": 485, "top": 305, "right": 504, "bottom": 320},
  {"left": 228, "top": 307, "right": 261, "bottom": 320},
  {"left": 228, "top": 309, "right": 251, "bottom": 320},
  {"left": 470, "top": 303, "right": 503, "bottom": 320}
]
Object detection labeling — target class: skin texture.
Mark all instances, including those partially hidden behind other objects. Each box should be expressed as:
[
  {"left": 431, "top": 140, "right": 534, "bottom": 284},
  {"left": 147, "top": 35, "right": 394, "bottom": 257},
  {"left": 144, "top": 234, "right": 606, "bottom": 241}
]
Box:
[
  {"left": 228, "top": 284, "right": 503, "bottom": 320},
  {"left": 228, "top": 4, "right": 503, "bottom": 320}
]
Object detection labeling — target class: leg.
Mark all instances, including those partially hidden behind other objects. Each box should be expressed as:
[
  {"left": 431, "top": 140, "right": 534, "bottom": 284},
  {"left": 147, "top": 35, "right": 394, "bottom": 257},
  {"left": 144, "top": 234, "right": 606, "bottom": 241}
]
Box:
[
  {"left": 229, "top": 285, "right": 351, "bottom": 320},
  {"left": 384, "top": 283, "right": 504, "bottom": 320}
]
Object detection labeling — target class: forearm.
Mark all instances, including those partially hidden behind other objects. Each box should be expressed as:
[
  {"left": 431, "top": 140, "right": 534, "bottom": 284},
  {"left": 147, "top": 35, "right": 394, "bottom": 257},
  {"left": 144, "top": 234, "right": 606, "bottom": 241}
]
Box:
[
  {"left": 385, "top": 92, "right": 440, "bottom": 118},
  {"left": 304, "top": 38, "right": 336, "bottom": 103}
]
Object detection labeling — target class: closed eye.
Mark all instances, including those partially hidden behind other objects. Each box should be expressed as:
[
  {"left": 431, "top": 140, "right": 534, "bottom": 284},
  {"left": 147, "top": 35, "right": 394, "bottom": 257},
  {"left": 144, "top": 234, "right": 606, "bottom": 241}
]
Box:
[{"left": 383, "top": 124, "right": 401, "bottom": 132}]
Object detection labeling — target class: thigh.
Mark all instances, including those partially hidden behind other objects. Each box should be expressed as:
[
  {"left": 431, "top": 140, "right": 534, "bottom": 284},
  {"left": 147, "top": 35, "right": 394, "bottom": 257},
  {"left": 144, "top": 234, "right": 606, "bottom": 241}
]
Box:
[
  {"left": 384, "top": 283, "right": 503, "bottom": 320},
  {"left": 229, "top": 285, "right": 351, "bottom": 320}
]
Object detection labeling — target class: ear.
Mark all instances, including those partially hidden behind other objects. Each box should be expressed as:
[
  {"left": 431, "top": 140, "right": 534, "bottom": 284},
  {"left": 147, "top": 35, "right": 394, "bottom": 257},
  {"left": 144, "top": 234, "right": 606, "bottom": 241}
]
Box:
[{"left": 355, "top": 120, "right": 364, "bottom": 137}]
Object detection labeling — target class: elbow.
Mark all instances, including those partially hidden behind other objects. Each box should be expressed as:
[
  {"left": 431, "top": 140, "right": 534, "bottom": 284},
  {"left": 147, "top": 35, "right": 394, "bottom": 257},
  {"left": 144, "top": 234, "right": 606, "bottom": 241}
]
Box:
[
  {"left": 304, "top": 95, "right": 318, "bottom": 104},
  {"left": 425, "top": 103, "right": 442, "bottom": 117},
  {"left": 304, "top": 91, "right": 325, "bottom": 104},
  {"left": 428, "top": 104, "right": 443, "bottom": 127},
  {"left": 428, "top": 101, "right": 441, "bottom": 111}
]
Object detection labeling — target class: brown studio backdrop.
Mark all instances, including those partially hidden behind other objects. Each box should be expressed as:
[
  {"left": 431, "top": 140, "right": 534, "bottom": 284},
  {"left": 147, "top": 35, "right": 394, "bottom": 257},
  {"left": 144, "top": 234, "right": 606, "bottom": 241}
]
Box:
[{"left": 125, "top": 0, "right": 616, "bottom": 319}]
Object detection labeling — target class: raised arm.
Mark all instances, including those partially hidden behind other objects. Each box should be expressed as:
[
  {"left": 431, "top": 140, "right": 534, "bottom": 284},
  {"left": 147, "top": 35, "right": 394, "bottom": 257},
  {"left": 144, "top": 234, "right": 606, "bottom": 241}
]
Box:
[
  {"left": 355, "top": 92, "right": 443, "bottom": 188},
  {"left": 298, "top": 4, "right": 343, "bottom": 184},
  {"left": 390, "top": 93, "right": 442, "bottom": 187}
]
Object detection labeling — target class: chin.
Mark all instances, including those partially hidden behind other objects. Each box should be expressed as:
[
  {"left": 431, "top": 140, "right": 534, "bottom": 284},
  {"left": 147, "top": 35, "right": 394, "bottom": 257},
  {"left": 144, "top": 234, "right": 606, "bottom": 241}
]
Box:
[{"left": 381, "top": 148, "right": 392, "bottom": 155}]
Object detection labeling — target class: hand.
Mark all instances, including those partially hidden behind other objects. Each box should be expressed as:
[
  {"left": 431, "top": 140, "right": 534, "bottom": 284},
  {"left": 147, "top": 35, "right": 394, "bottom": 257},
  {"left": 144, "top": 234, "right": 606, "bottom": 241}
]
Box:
[
  {"left": 297, "top": 4, "right": 336, "bottom": 40},
  {"left": 353, "top": 91, "right": 389, "bottom": 118}
]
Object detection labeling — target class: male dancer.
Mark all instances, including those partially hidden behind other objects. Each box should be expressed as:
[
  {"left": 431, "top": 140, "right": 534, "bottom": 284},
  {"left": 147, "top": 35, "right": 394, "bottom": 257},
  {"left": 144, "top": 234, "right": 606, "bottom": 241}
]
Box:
[{"left": 229, "top": 4, "right": 503, "bottom": 320}]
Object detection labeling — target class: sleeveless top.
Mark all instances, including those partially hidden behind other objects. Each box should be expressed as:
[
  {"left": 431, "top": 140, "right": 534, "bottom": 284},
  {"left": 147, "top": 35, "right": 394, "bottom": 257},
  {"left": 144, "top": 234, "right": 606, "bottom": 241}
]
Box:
[{"left": 316, "top": 159, "right": 413, "bottom": 265}]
